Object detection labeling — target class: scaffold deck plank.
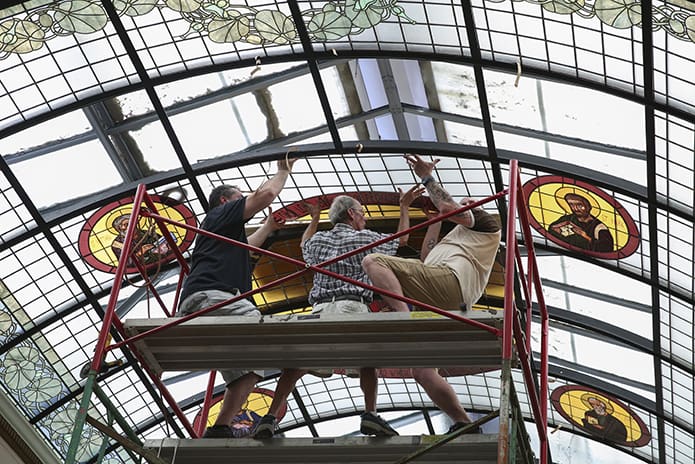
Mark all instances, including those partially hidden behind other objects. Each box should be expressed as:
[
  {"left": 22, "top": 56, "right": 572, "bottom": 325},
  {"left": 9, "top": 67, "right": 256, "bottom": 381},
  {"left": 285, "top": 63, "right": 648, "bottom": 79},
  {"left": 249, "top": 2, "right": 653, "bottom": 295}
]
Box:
[
  {"left": 124, "top": 311, "right": 503, "bottom": 376},
  {"left": 143, "top": 434, "right": 500, "bottom": 463}
]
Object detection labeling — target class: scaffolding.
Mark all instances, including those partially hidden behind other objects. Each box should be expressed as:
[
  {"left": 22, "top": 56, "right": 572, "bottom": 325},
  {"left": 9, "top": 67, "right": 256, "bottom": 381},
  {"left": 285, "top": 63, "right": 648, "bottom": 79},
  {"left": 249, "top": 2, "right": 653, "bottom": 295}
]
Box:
[{"left": 66, "top": 159, "right": 549, "bottom": 464}]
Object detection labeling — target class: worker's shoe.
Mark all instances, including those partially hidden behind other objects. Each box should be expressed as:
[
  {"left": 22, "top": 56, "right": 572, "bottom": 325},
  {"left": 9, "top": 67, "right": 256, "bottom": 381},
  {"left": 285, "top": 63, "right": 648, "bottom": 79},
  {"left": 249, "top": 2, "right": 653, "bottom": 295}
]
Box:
[
  {"left": 202, "top": 424, "right": 234, "bottom": 438},
  {"left": 360, "top": 412, "right": 399, "bottom": 437},
  {"left": 308, "top": 368, "right": 334, "bottom": 378},
  {"left": 447, "top": 422, "right": 483, "bottom": 434},
  {"left": 252, "top": 414, "right": 278, "bottom": 439}
]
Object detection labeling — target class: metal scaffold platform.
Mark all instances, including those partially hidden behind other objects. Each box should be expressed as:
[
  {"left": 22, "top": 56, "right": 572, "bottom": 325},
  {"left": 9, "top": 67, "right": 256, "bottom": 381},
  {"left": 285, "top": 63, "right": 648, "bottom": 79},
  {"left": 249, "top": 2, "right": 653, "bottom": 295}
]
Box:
[
  {"left": 124, "top": 310, "right": 503, "bottom": 373},
  {"left": 144, "top": 434, "right": 501, "bottom": 464},
  {"left": 66, "top": 160, "right": 550, "bottom": 464}
]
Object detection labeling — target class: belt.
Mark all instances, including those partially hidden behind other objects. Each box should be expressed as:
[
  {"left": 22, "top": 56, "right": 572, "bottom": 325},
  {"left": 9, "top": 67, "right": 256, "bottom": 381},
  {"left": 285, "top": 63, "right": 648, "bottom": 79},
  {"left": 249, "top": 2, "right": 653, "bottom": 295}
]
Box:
[{"left": 313, "top": 295, "right": 372, "bottom": 305}]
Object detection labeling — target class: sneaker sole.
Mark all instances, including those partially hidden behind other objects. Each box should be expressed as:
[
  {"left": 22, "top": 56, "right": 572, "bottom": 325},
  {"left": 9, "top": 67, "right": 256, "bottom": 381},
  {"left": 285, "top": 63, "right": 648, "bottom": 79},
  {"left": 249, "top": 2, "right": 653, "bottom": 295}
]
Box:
[
  {"left": 252, "top": 426, "right": 275, "bottom": 439},
  {"left": 360, "top": 423, "right": 398, "bottom": 437}
]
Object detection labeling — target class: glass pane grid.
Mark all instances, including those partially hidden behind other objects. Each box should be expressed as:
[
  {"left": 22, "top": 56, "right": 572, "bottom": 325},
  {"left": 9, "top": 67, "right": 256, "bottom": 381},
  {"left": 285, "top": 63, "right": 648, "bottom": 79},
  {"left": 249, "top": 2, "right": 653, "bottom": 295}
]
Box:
[
  {"left": 0, "top": 174, "right": 34, "bottom": 244},
  {"left": 0, "top": 0, "right": 693, "bottom": 461},
  {"left": 657, "top": 211, "right": 695, "bottom": 299},
  {"left": 660, "top": 360, "right": 695, "bottom": 428},
  {"left": 0, "top": 4, "right": 137, "bottom": 128},
  {"left": 123, "top": 0, "right": 299, "bottom": 74},
  {"left": 1, "top": 236, "right": 83, "bottom": 326},
  {"left": 653, "top": 28, "right": 695, "bottom": 114},
  {"left": 472, "top": 0, "right": 644, "bottom": 93},
  {"left": 308, "top": 0, "right": 471, "bottom": 55},
  {"left": 659, "top": 292, "right": 694, "bottom": 367},
  {"left": 654, "top": 112, "right": 695, "bottom": 212}
]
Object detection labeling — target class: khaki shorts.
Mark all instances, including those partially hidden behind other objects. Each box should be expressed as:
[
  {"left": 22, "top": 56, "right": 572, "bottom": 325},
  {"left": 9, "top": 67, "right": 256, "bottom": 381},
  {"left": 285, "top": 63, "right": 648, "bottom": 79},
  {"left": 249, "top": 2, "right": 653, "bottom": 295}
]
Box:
[
  {"left": 370, "top": 254, "right": 463, "bottom": 311},
  {"left": 178, "top": 289, "right": 265, "bottom": 386},
  {"left": 311, "top": 299, "right": 370, "bottom": 315}
]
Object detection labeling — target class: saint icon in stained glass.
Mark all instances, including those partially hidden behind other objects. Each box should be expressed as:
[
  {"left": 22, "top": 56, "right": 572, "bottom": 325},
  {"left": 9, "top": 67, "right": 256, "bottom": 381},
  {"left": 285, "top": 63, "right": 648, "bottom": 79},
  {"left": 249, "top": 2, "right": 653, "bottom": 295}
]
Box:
[
  {"left": 523, "top": 176, "right": 640, "bottom": 259},
  {"left": 78, "top": 194, "right": 197, "bottom": 274},
  {"left": 547, "top": 190, "right": 614, "bottom": 253},
  {"left": 551, "top": 385, "right": 651, "bottom": 447}
]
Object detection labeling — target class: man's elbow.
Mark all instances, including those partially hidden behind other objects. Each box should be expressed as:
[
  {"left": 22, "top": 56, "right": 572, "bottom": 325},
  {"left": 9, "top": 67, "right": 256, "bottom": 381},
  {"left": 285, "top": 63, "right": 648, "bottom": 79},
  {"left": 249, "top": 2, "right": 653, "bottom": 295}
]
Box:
[
  {"left": 259, "top": 189, "right": 280, "bottom": 208},
  {"left": 439, "top": 202, "right": 472, "bottom": 226}
]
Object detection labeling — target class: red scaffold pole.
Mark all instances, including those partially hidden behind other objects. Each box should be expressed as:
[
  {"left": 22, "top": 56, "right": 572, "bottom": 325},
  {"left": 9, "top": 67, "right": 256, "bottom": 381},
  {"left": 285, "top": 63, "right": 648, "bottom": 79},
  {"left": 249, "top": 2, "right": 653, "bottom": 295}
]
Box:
[
  {"left": 503, "top": 162, "right": 518, "bottom": 362},
  {"left": 515, "top": 168, "right": 550, "bottom": 464},
  {"left": 66, "top": 185, "right": 198, "bottom": 464},
  {"left": 501, "top": 161, "right": 549, "bottom": 464}
]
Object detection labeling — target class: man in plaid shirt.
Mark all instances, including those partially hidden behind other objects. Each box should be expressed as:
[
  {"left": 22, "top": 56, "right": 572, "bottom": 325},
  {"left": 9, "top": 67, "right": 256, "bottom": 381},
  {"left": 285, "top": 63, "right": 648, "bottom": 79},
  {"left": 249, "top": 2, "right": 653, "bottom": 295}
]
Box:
[{"left": 253, "top": 188, "right": 423, "bottom": 439}]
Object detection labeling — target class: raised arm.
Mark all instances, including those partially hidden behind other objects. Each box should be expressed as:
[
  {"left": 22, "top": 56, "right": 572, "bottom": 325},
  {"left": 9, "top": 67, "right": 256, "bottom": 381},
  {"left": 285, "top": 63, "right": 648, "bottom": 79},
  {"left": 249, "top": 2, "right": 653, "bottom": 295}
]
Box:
[
  {"left": 244, "top": 158, "right": 297, "bottom": 220},
  {"left": 404, "top": 154, "right": 474, "bottom": 227},
  {"left": 396, "top": 185, "right": 425, "bottom": 246},
  {"left": 300, "top": 202, "right": 321, "bottom": 247},
  {"left": 247, "top": 207, "right": 284, "bottom": 248}
]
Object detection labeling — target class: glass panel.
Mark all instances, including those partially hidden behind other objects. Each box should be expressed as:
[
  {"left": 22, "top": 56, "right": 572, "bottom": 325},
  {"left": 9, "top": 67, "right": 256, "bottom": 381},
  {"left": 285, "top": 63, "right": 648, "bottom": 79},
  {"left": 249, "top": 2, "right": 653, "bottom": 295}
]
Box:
[
  {"left": 121, "top": 121, "right": 181, "bottom": 172},
  {"left": 169, "top": 93, "right": 267, "bottom": 164},
  {"left": 431, "top": 62, "right": 481, "bottom": 119},
  {"left": 10, "top": 139, "right": 121, "bottom": 207},
  {"left": 485, "top": 69, "right": 645, "bottom": 150},
  {"left": 0, "top": 110, "right": 91, "bottom": 156}
]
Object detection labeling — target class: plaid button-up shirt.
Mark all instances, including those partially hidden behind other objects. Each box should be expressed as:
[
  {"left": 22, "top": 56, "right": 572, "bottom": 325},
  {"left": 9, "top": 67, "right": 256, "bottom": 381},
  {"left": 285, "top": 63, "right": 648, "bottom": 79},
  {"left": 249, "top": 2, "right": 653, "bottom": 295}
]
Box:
[{"left": 302, "top": 223, "right": 399, "bottom": 304}]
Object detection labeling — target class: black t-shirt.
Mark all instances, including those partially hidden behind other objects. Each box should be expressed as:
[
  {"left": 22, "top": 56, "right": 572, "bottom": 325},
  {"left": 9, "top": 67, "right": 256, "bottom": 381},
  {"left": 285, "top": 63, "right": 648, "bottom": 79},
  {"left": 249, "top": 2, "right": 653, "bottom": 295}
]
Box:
[{"left": 180, "top": 197, "right": 250, "bottom": 303}]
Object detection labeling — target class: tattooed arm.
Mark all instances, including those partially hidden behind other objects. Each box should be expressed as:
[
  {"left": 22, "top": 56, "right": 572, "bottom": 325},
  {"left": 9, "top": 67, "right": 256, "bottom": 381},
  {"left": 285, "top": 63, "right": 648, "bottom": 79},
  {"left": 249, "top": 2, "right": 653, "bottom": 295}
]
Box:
[{"left": 404, "top": 154, "right": 474, "bottom": 227}]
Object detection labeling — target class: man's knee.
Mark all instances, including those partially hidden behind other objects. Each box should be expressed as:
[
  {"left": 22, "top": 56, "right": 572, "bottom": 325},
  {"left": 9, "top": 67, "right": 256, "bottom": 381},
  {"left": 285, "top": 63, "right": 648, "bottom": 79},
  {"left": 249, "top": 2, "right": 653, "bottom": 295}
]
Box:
[
  {"left": 281, "top": 368, "right": 307, "bottom": 382},
  {"left": 412, "top": 367, "right": 437, "bottom": 385},
  {"left": 362, "top": 254, "right": 376, "bottom": 270},
  {"left": 362, "top": 253, "right": 387, "bottom": 272},
  {"left": 227, "top": 371, "right": 262, "bottom": 389}
]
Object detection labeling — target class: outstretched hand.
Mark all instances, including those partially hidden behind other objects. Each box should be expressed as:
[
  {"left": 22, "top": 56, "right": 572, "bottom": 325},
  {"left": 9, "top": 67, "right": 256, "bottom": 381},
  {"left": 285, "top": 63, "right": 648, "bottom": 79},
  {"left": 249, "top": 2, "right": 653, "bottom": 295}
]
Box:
[
  {"left": 398, "top": 185, "right": 425, "bottom": 207},
  {"left": 404, "top": 153, "right": 439, "bottom": 178},
  {"left": 264, "top": 207, "right": 285, "bottom": 231},
  {"left": 304, "top": 201, "right": 321, "bottom": 221},
  {"left": 277, "top": 157, "right": 297, "bottom": 172}
]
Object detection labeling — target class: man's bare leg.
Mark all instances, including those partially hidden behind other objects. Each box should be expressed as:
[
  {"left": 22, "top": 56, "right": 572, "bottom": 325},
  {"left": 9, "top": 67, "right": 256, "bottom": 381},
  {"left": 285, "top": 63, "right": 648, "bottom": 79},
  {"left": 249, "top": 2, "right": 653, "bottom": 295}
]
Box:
[
  {"left": 252, "top": 368, "right": 307, "bottom": 439},
  {"left": 267, "top": 368, "right": 308, "bottom": 417},
  {"left": 362, "top": 256, "right": 409, "bottom": 312},
  {"left": 358, "top": 367, "right": 399, "bottom": 436},
  {"left": 215, "top": 372, "right": 262, "bottom": 426},
  {"left": 359, "top": 367, "right": 378, "bottom": 412},
  {"left": 412, "top": 368, "right": 472, "bottom": 424}
]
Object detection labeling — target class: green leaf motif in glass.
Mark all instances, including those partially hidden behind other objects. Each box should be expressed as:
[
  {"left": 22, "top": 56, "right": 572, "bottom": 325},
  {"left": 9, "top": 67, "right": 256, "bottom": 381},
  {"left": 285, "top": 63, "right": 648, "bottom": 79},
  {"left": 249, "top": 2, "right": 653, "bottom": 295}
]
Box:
[
  {"left": 209, "top": 16, "right": 251, "bottom": 43},
  {"left": 255, "top": 10, "right": 297, "bottom": 44},
  {"left": 308, "top": 10, "right": 352, "bottom": 40},
  {"left": 0, "top": 19, "right": 45, "bottom": 54},
  {"left": 53, "top": 1, "right": 108, "bottom": 34},
  {"left": 115, "top": 0, "right": 159, "bottom": 16},
  {"left": 593, "top": 0, "right": 642, "bottom": 28},
  {"left": 165, "top": 0, "right": 202, "bottom": 13},
  {"left": 541, "top": 0, "right": 585, "bottom": 15}
]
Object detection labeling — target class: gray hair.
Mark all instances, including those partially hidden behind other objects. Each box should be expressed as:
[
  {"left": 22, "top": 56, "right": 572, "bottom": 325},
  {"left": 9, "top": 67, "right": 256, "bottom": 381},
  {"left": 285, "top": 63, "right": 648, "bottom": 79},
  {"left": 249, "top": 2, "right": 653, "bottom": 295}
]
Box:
[{"left": 328, "top": 195, "right": 358, "bottom": 224}]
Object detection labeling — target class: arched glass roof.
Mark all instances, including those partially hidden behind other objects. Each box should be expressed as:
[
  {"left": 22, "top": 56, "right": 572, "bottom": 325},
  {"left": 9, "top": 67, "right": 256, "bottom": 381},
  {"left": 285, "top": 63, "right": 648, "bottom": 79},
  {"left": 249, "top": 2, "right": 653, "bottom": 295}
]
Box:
[{"left": 0, "top": 1, "right": 693, "bottom": 463}]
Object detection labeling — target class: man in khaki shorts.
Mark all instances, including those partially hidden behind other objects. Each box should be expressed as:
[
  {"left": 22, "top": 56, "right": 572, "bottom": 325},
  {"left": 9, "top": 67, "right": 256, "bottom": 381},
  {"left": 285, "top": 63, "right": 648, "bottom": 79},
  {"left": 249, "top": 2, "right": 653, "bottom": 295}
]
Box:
[{"left": 362, "top": 154, "right": 501, "bottom": 434}]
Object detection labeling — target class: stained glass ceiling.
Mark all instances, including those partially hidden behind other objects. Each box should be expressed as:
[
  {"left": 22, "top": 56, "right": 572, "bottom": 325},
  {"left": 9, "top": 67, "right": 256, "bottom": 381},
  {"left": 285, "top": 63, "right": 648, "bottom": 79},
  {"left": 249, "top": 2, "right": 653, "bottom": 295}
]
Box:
[{"left": 0, "top": 0, "right": 694, "bottom": 463}]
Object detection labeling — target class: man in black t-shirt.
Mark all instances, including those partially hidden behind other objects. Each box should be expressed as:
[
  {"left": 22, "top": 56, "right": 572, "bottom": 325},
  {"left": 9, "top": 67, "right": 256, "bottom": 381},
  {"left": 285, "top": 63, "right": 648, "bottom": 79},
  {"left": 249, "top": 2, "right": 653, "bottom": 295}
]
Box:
[{"left": 178, "top": 158, "right": 296, "bottom": 438}]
